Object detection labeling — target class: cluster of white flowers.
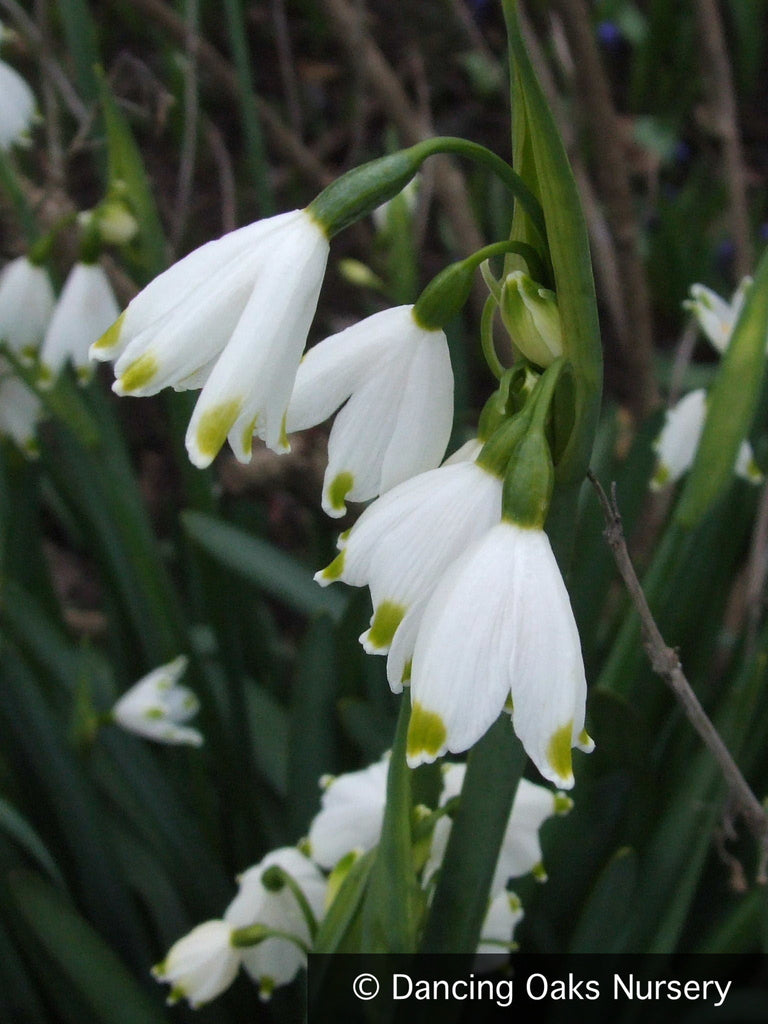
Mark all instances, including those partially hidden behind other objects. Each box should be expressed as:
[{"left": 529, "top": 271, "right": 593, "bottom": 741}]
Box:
[
  {"left": 651, "top": 279, "right": 763, "bottom": 490},
  {"left": 153, "top": 752, "right": 571, "bottom": 1008},
  {"left": 0, "top": 252, "right": 120, "bottom": 450},
  {"left": 86, "top": 205, "right": 591, "bottom": 790}
]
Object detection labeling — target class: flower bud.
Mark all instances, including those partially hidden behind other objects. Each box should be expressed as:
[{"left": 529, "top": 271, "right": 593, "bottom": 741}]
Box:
[{"left": 500, "top": 271, "right": 563, "bottom": 368}]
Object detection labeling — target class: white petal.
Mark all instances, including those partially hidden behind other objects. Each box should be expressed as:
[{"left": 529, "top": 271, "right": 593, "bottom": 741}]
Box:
[
  {"left": 186, "top": 214, "right": 328, "bottom": 466},
  {"left": 735, "top": 439, "right": 764, "bottom": 484},
  {"left": 286, "top": 306, "right": 412, "bottom": 432},
  {"left": 40, "top": 263, "right": 120, "bottom": 378},
  {"left": 407, "top": 527, "right": 519, "bottom": 765},
  {"left": 307, "top": 755, "right": 389, "bottom": 868},
  {"left": 154, "top": 920, "right": 240, "bottom": 1009},
  {"left": 0, "top": 258, "right": 55, "bottom": 356},
  {"left": 650, "top": 389, "right": 707, "bottom": 490},
  {"left": 491, "top": 779, "right": 556, "bottom": 892},
  {"left": 92, "top": 211, "right": 301, "bottom": 362},
  {"left": 379, "top": 328, "right": 454, "bottom": 493},
  {"left": 477, "top": 891, "right": 523, "bottom": 955},
  {"left": 506, "top": 529, "right": 588, "bottom": 789},
  {"left": 0, "top": 372, "right": 41, "bottom": 450},
  {"left": 0, "top": 60, "right": 36, "bottom": 149}
]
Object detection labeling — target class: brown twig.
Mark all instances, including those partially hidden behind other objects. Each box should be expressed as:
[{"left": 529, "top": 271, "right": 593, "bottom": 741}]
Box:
[
  {"left": 694, "top": 0, "right": 753, "bottom": 279},
  {"left": 588, "top": 470, "right": 768, "bottom": 883}
]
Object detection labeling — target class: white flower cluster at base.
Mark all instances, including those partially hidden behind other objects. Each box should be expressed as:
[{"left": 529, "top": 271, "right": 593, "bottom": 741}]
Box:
[{"left": 153, "top": 752, "right": 571, "bottom": 1009}]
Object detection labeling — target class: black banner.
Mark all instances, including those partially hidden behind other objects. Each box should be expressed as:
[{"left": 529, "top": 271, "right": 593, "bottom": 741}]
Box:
[{"left": 307, "top": 954, "right": 768, "bottom": 1023}]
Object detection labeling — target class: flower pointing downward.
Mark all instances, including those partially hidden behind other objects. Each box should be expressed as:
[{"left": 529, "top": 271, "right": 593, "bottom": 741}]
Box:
[
  {"left": 91, "top": 209, "right": 329, "bottom": 467},
  {"left": 406, "top": 521, "right": 592, "bottom": 788},
  {"left": 111, "top": 655, "right": 203, "bottom": 746},
  {"left": 286, "top": 305, "right": 453, "bottom": 516}
]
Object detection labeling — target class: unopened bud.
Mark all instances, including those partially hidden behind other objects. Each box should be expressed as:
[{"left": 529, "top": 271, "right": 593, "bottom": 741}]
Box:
[{"left": 500, "top": 271, "right": 563, "bottom": 368}]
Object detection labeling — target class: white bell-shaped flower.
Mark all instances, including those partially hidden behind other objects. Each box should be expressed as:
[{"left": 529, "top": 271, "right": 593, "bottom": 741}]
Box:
[
  {"left": 0, "top": 364, "right": 42, "bottom": 454},
  {"left": 651, "top": 387, "right": 761, "bottom": 490},
  {"left": 407, "top": 521, "right": 593, "bottom": 789},
  {"left": 0, "top": 257, "right": 55, "bottom": 360},
  {"left": 684, "top": 278, "right": 751, "bottom": 355},
  {"left": 307, "top": 754, "right": 390, "bottom": 869},
  {"left": 0, "top": 58, "right": 36, "bottom": 150},
  {"left": 315, "top": 457, "right": 501, "bottom": 681},
  {"left": 111, "top": 655, "right": 203, "bottom": 746},
  {"left": 39, "top": 262, "right": 120, "bottom": 383},
  {"left": 286, "top": 305, "right": 453, "bottom": 516},
  {"left": 91, "top": 209, "right": 329, "bottom": 467},
  {"left": 152, "top": 920, "right": 241, "bottom": 1009},
  {"left": 224, "top": 847, "right": 326, "bottom": 1000}
]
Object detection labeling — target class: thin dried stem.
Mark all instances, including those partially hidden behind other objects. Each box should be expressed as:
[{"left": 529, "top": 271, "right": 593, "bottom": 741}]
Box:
[{"left": 589, "top": 470, "right": 768, "bottom": 883}]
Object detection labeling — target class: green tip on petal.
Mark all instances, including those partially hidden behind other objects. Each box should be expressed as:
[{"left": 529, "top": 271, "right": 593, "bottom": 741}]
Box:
[
  {"left": 577, "top": 728, "right": 595, "bottom": 752},
  {"left": 554, "top": 793, "right": 574, "bottom": 815},
  {"left": 259, "top": 976, "right": 275, "bottom": 1002},
  {"left": 650, "top": 463, "right": 670, "bottom": 491},
  {"left": 401, "top": 659, "right": 412, "bottom": 684},
  {"left": 407, "top": 702, "right": 447, "bottom": 762},
  {"left": 546, "top": 721, "right": 574, "bottom": 785},
  {"left": 118, "top": 351, "right": 159, "bottom": 393},
  {"left": 297, "top": 836, "right": 311, "bottom": 856},
  {"left": 532, "top": 862, "right": 548, "bottom": 882},
  {"left": 365, "top": 601, "right": 405, "bottom": 650},
  {"left": 241, "top": 415, "right": 258, "bottom": 456},
  {"left": 317, "top": 549, "right": 346, "bottom": 583},
  {"left": 167, "top": 985, "right": 184, "bottom": 1006},
  {"left": 93, "top": 310, "right": 126, "bottom": 352},
  {"left": 507, "top": 892, "right": 522, "bottom": 912},
  {"left": 326, "top": 470, "right": 354, "bottom": 513},
  {"left": 195, "top": 398, "right": 243, "bottom": 461}
]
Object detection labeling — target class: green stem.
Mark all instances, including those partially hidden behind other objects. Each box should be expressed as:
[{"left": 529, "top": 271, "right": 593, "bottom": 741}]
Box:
[
  {"left": 361, "top": 693, "right": 418, "bottom": 953},
  {"left": 230, "top": 923, "right": 310, "bottom": 955},
  {"left": 260, "top": 865, "right": 319, "bottom": 941},
  {"left": 309, "top": 136, "right": 546, "bottom": 243},
  {"left": 481, "top": 295, "right": 505, "bottom": 381},
  {"left": 419, "top": 718, "right": 526, "bottom": 953}
]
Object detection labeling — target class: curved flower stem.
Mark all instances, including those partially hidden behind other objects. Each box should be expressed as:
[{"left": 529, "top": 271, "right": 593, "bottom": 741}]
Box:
[
  {"left": 414, "top": 137, "right": 548, "bottom": 248},
  {"left": 589, "top": 472, "right": 768, "bottom": 883},
  {"left": 480, "top": 295, "right": 505, "bottom": 381},
  {"left": 230, "top": 923, "right": 311, "bottom": 955},
  {"left": 260, "top": 865, "right": 319, "bottom": 941},
  {"left": 309, "top": 136, "right": 547, "bottom": 246}
]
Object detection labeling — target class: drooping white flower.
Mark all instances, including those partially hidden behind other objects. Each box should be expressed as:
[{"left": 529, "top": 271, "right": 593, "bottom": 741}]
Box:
[
  {"left": 91, "top": 209, "right": 329, "bottom": 467},
  {"left": 152, "top": 920, "right": 241, "bottom": 1009},
  {"left": 307, "top": 754, "right": 390, "bottom": 869},
  {"left": 286, "top": 305, "right": 453, "bottom": 516},
  {"left": 651, "top": 387, "right": 762, "bottom": 490},
  {"left": 425, "top": 765, "right": 571, "bottom": 896},
  {"left": 224, "top": 847, "right": 326, "bottom": 1000},
  {"left": 0, "top": 363, "right": 42, "bottom": 454},
  {"left": 0, "top": 257, "right": 55, "bottom": 360},
  {"left": 0, "top": 58, "right": 36, "bottom": 150},
  {"left": 407, "top": 521, "right": 593, "bottom": 789},
  {"left": 39, "top": 262, "right": 120, "bottom": 384},
  {"left": 684, "top": 278, "right": 751, "bottom": 355},
  {"left": 477, "top": 890, "right": 524, "bottom": 956},
  {"left": 315, "top": 458, "right": 501, "bottom": 680},
  {"left": 111, "top": 655, "right": 203, "bottom": 746}
]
